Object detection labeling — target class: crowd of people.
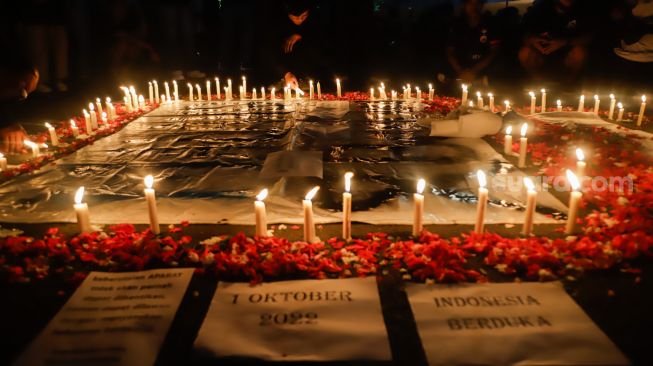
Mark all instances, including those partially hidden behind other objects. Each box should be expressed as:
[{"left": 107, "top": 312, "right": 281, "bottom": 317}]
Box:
[{"left": 0, "top": 0, "right": 652, "bottom": 153}]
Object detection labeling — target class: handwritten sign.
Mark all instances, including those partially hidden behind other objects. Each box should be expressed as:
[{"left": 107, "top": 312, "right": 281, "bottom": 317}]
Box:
[
  {"left": 407, "top": 282, "right": 628, "bottom": 365},
  {"left": 194, "top": 278, "right": 391, "bottom": 361},
  {"left": 13, "top": 269, "right": 194, "bottom": 366}
]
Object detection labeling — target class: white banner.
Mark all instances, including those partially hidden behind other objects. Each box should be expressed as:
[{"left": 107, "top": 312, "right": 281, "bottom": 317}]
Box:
[
  {"left": 13, "top": 269, "right": 194, "bottom": 366},
  {"left": 407, "top": 282, "right": 628, "bottom": 365},
  {"left": 194, "top": 277, "right": 391, "bottom": 361}
]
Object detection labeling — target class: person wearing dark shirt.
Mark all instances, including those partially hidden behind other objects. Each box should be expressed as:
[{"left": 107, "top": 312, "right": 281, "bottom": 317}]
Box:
[
  {"left": 277, "top": 0, "right": 327, "bottom": 89},
  {"left": 445, "top": 0, "right": 499, "bottom": 85},
  {"left": 519, "top": 0, "right": 591, "bottom": 81}
]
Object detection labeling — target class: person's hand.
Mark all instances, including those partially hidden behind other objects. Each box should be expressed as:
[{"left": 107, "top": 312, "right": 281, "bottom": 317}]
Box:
[
  {"left": 0, "top": 124, "right": 27, "bottom": 155},
  {"left": 19, "top": 68, "right": 39, "bottom": 97},
  {"left": 541, "top": 39, "right": 568, "bottom": 55},
  {"left": 528, "top": 36, "right": 548, "bottom": 54},
  {"left": 284, "top": 34, "right": 302, "bottom": 53},
  {"left": 459, "top": 70, "right": 476, "bottom": 83},
  {"left": 284, "top": 72, "right": 299, "bottom": 89}
]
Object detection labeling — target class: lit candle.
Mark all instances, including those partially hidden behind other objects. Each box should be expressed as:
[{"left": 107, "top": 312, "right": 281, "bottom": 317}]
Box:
[
  {"left": 173, "top": 80, "right": 179, "bottom": 101},
  {"left": 242, "top": 76, "right": 247, "bottom": 96},
  {"left": 529, "top": 91, "right": 536, "bottom": 114},
  {"left": 413, "top": 178, "right": 425, "bottom": 237},
  {"left": 369, "top": 87, "right": 375, "bottom": 101},
  {"left": 153, "top": 81, "right": 159, "bottom": 103},
  {"left": 24, "top": 140, "right": 39, "bottom": 158},
  {"left": 260, "top": 87, "right": 265, "bottom": 100},
  {"left": 590, "top": 95, "right": 599, "bottom": 115},
  {"left": 415, "top": 87, "right": 421, "bottom": 100},
  {"left": 540, "top": 89, "right": 547, "bottom": 112},
  {"left": 565, "top": 170, "right": 582, "bottom": 235},
  {"left": 575, "top": 147, "right": 586, "bottom": 177},
  {"left": 195, "top": 84, "right": 202, "bottom": 101},
  {"left": 637, "top": 95, "right": 647, "bottom": 127},
  {"left": 429, "top": 84, "right": 434, "bottom": 101},
  {"left": 461, "top": 84, "right": 468, "bottom": 106},
  {"left": 95, "top": 98, "right": 103, "bottom": 117},
  {"left": 227, "top": 79, "right": 233, "bottom": 99},
  {"left": 608, "top": 94, "right": 616, "bottom": 120},
  {"left": 0, "top": 152, "right": 6, "bottom": 171},
  {"left": 215, "top": 77, "right": 221, "bottom": 100},
  {"left": 617, "top": 102, "right": 624, "bottom": 121},
  {"left": 122, "top": 96, "right": 131, "bottom": 112},
  {"left": 187, "top": 83, "right": 193, "bottom": 101},
  {"left": 74, "top": 186, "right": 92, "bottom": 233},
  {"left": 224, "top": 87, "right": 230, "bottom": 101},
  {"left": 343, "top": 172, "right": 354, "bottom": 240},
  {"left": 143, "top": 175, "right": 160, "bottom": 234},
  {"left": 89, "top": 103, "right": 98, "bottom": 129},
  {"left": 557, "top": 99, "right": 563, "bottom": 112},
  {"left": 252, "top": 88, "right": 257, "bottom": 100},
  {"left": 504, "top": 100, "right": 511, "bottom": 113},
  {"left": 83, "top": 109, "right": 93, "bottom": 134},
  {"left": 336, "top": 78, "right": 342, "bottom": 98},
  {"left": 504, "top": 125, "right": 513, "bottom": 155},
  {"left": 518, "top": 123, "right": 528, "bottom": 168},
  {"left": 309, "top": 80, "right": 314, "bottom": 100},
  {"left": 475, "top": 170, "right": 488, "bottom": 233},
  {"left": 240, "top": 86, "right": 246, "bottom": 100},
  {"left": 148, "top": 82, "right": 153, "bottom": 104},
  {"left": 522, "top": 177, "right": 537, "bottom": 236},
  {"left": 303, "top": 186, "right": 320, "bottom": 243},
  {"left": 101, "top": 112, "right": 108, "bottom": 126},
  {"left": 70, "top": 119, "right": 79, "bottom": 138},
  {"left": 271, "top": 87, "right": 276, "bottom": 101},
  {"left": 391, "top": 90, "right": 397, "bottom": 101},
  {"left": 138, "top": 95, "right": 145, "bottom": 110},
  {"left": 165, "top": 82, "right": 171, "bottom": 102},
  {"left": 317, "top": 82, "right": 322, "bottom": 99},
  {"left": 45, "top": 122, "right": 59, "bottom": 146},
  {"left": 476, "top": 91, "right": 483, "bottom": 108},
  {"left": 488, "top": 93, "right": 495, "bottom": 111},
  {"left": 578, "top": 95, "right": 585, "bottom": 112},
  {"left": 205, "top": 80, "right": 211, "bottom": 101},
  {"left": 254, "top": 188, "right": 268, "bottom": 237},
  {"left": 129, "top": 86, "right": 138, "bottom": 108},
  {"left": 106, "top": 97, "right": 115, "bottom": 120}
]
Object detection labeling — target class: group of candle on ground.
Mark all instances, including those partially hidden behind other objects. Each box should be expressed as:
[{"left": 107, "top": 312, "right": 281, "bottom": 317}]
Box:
[
  {"left": 72, "top": 160, "right": 584, "bottom": 242},
  {"left": 461, "top": 85, "right": 647, "bottom": 126}
]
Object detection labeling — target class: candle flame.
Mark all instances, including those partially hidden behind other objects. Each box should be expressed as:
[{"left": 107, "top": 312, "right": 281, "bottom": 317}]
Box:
[
  {"left": 70, "top": 120, "right": 76, "bottom": 128},
  {"left": 610, "top": 93, "right": 615, "bottom": 99},
  {"left": 144, "top": 175, "right": 154, "bottom": 189},
  {"left": 295, "top": 88, "right": 305, "bottom": 96},
  {"left": 580, "top": 95, "right": 585, "bottom": 101},
  {"left": 487, "top": 92, "right": 493, "bottom": 97},
  {"left": 505, "top": 125, "right": 512, "bottom": 135},
  {"left": 469, "top": 101, "right": 474, "bottom": 107},
  {"left": 89, "top": 103, "right": 94, "bottom": 111},
  {"left": 74, "top": 186, "right": 85, "bottom": 204},
  {"left": 524, "top": 177, "right": 535, "bottom": 192},
  {"left": 476, "top": 91, "right": 481, "bottom": 97},
  {"left": 594, "top": 95, "right": 599, "bottom": 101},
  {"left": 529, "top": 91, "right": 535, "bottom": 98},
  {"left": 106, "top": 97, "right": 112, "bottom": 103},
  {"left": 102, "top": 112, "right": 107, "bottom": 119},
  {"left": 557, "top": 99, "right": 562, "bottom": 106},
  {"left": 0, "top": 152, "right": 4, "bottom": 158},
  {"left": 504, "top": 100, "right": 510, "bottom": 107},
  {"left": 477, "top": 170, "right": 487, "bottom": 189},
  {"left": 429, "top": 83, "right": 433, "bottom": 90},
  {"left": 256, "top": 188, "right": 268, "bottom": 201},
  {"left": 344, "top": 172, "right": 354, "bottom": 192},
  {"left": 45, "top": 122, "right": 53, "bottom": 129},
  {"left": 566, "top": 169, "right": 580, "bottom": 191},
  {"left": 575, "top": 148, "right": 585, "bottom": 161},
  {"left": 305, "top": 186, "right": 320, "bottom": 201},
  {"left": 416, "top": 178, "right": 426, "bottom": 194},
  {"left": 153, "top": 80, "right": 157, "bottom": 85},
  {"left": 336, "top": 78, "right": 340, "bottom": 83},
  {"left": 23, "top": 140, "right": 34, "bottom": 148},
  {"left": 138, "top": 95, "right": 144, "bottom": 102},
  {"left": 462, "top": 84, "right": 467, "bottom": 92},
  {"left": 96, "top": 97, "right": 101, "bottom": 103},
  {"left": 643, "top": 95, "right": 647, "bottom": 103},
  {"left": 618, "top": 102, "right": 623, "bottom": 109},
  {"left": 520, "top": 123, "right": 528, "bottom": 137},
  {"left": 541, "top": 88, "right": 546, "bottom": 93}
]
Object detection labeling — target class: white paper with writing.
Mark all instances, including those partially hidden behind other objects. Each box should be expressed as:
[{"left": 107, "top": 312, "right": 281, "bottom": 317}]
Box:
[
  {"left": 406, "top": 282, "right": 628, "bottom": 365},
  {"left": 13, "top": 269, "right": 194, "bottom": 366},
  {"left": 194, "top": 277, "right": 391, "bottom": 361}
]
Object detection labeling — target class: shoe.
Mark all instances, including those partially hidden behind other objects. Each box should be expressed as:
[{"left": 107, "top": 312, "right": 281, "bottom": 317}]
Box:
[
  {"left": 55, "top": 81, "right": 69, "bottom": 92},
  {"left": 36, "top": 84, "right": 52, "bottom": 93},
  {"left": 187, "top": 70, "right": 206, "bottom": 79}
]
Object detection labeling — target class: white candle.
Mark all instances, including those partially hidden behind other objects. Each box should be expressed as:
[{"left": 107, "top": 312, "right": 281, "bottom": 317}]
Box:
[
  {"left": 540, "top": 88, "right": 547, "bottom": 112},
  {"left": 476, "top": 91, "right": 483, "bottom": 108},
  {"left": 187, "top": 83, "right": 193, "bottom": 101},
  {"left": 45, "top": 122, "right": 59, "bottom": 146},
  {"left": 576, "top": 147, "right": 586, "bottom": 177},
  {"left": 617, "top": 102, "right": 624, "bottom": 121},
  {"left": 224, "top": 87, "right": 230, "bottom": 101},
  {"left": 195, "top": 84, "right": 202, "bottom": 101},
  {"left": 413, "top": 178, "right": 425, "bottom": 237},
  {"left": 429, "top": 84, "right": 434, "bottom": 101},
  {"left": 336, "top": 78, "right": 342, "bottom": 98},
  {"left": 143, "top": 175, "right": 160, "bottom": 234},
  {"left": 578, "top": 95, "right": 585, "bottom": 112},
  {"left": 260, "top": 87, "right": 265, "bottom": 100},
  {"left": 415, "top": 87, "right": 421, "bottom": 100},
  {"left": 83, "top": 109, "right": 93, "bottom": 134},
  {"left": 106, "top": 98, "right": 115, "bottom": 120},
  {"left": 593, "top": 95, "right": 600, "bottom": 115},
  {"left": 391, "top": 90, "right": 397, "bottom": 101},
  {"left": 504, "top": 100, "right": 511, "bottom": 113},
  {"left": 153, "top": 81, "right": 159, "bottom": 104},
  {"left": 138, "top": 95, "right": 145, "bottom": 110},
  {"left": 0, "top": 152, "right": 6, "bottom": 171},
  {"left": 370, "top": 87, "right": 375, "bottom": 101},
  {"left": 252, "top": 88, "right": 257, "bottom": 100},
  {"left": 89, "top": 103, "right": 98, "bottom": 129},
  {"left": 129, "top": 86, "right": 138, "bottom": 108},
  {"left": 271, "top": 87, "right": 276, "bottom": 101},
  {"left": 461, "top": 84, "right": 468, "bottom": 106},
  {"left": 254, "top": 189, "right": 269, "bottom": 237},
  {"left": 343, "top": 172, "right": 354, "bottom": 240},
  {"left": 475, "top": 170, "right": 488, "bottom": 233},
  {"left": 303, "top": 186, "right": 320, "bottom": 243},
  {"left": 101, "top": 112, "right": 108, "bottom": 126},
  {"left": 309, "top": 80, "right": 314, "bottom": 100},
  {"left": 206, "top": 80, "right": 211, "bottom": 101},
  {"left": 70, "top": 119, "right": 79, "bottom": 138},
  {"left": 74, "top": 186, "right": 92, "bottom": 233},
  {"left": 24, "top": 140, "right": 39, "bottom": 158},
  {"left": 557, "top": 99, "right": 563, "bottom": 112},
  {"left": 529, "top": 91, "right": 536, "bottom": 114},
  {"left": 488, "top": 93, "right": 495, "bottom": 111},
  {"left": 242, "top": 76, "right": 247, "bottom": 96},
  {"left": 215, "top": 77, "right": 221, "bottom": 100},
  {"left": 165, "top": 82, "right": 171, "bottom": 102},
  {"left": 317, "top": 82, "right": 322, "bottom": 99},
  {"left": 504, "top": 125, "right": 513, "bottom": 155},
  {"left": 565, "top": 170, "right": 582, "bottom": 235},
  {"left": 227, "top": 79, "right": 233, "bottom": 100},
  {"left": 121, "top": 86, "right": 132, "bottom": 110},
  {"left": 95, "top": 98, "right": 103, "bottom": 117},
  {"left": 522, "top": 177, "right": 537, "bottom": 236},
  {"left": 518, "top": 123, "right": 528, "bottom": 168},
  {"left": 148, "top": 82, "right": 153, "bottom": 104},
  {"left": 637, "top": 95, "right": 647, "bottom": 126},
  {"left": 240, "top": 86, "right": 246, "bottom": 100},
  {"left": 608, "top": 94, "right": 616, "bottom": 120},
  {"left": 173, "top": 80, "right": 179, "bottom": 101}
]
